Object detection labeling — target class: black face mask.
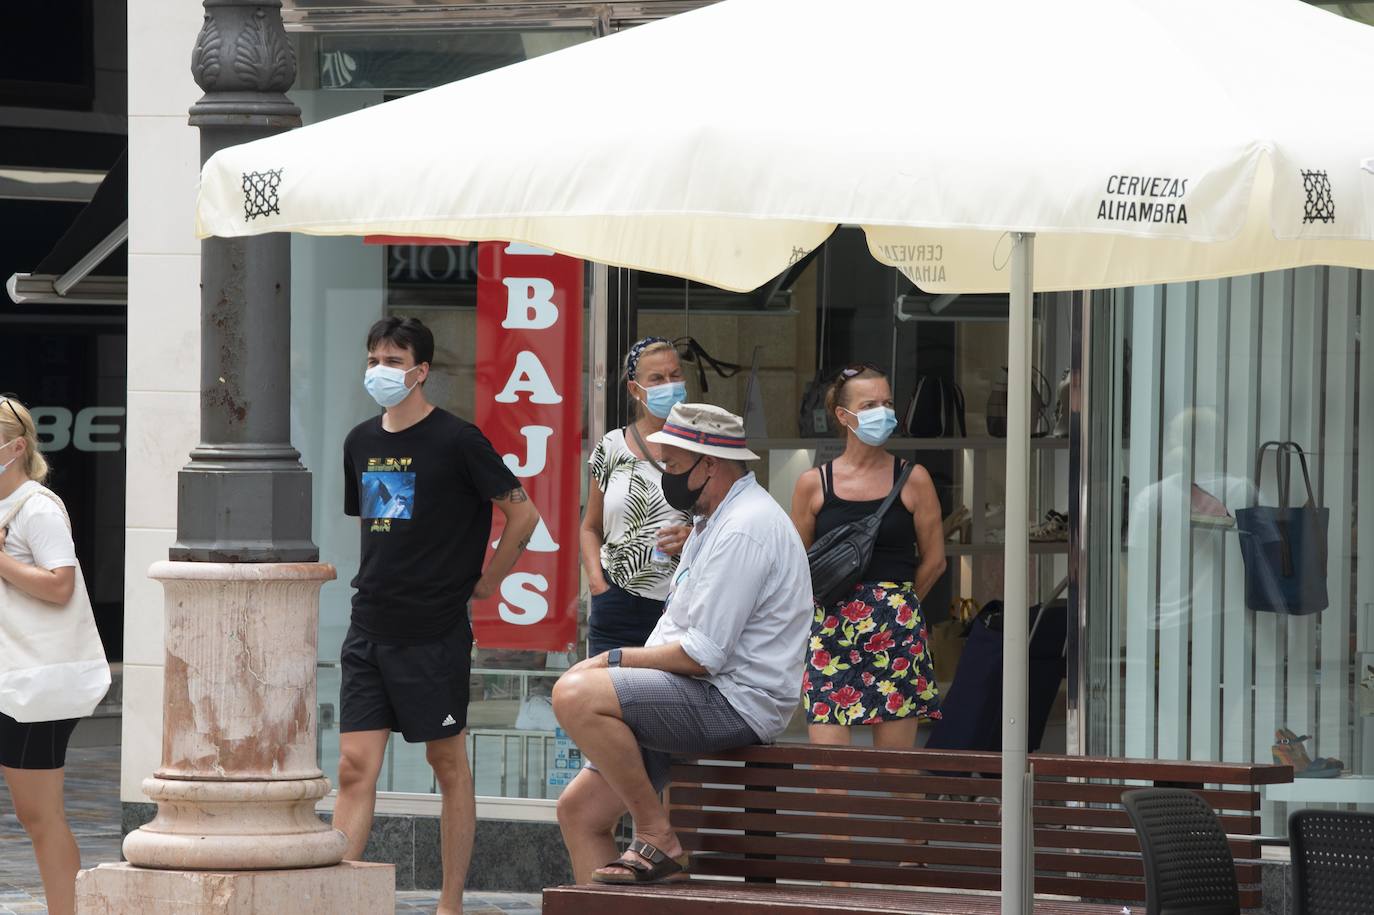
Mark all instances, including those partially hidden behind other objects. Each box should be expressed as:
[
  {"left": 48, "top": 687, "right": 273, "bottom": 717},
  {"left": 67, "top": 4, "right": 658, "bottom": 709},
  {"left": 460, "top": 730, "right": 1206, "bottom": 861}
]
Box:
[{"left": 662, "top": 453, "right": 710, "bottom": 513}]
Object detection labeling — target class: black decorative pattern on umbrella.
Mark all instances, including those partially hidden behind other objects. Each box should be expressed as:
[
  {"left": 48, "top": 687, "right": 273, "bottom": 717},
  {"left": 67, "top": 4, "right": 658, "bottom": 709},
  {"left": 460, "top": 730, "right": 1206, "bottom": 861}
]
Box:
[
  {"left": 242, "top": 169, "right": 283, "bottom": 221},
  {"left": 1301, "top": 170, "right": 1335, "bottom": 224}
]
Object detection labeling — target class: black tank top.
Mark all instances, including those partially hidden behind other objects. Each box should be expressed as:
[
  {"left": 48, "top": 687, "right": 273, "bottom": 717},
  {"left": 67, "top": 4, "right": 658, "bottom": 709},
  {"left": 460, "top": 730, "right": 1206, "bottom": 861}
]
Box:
[{"left": 813, "top": 458, "right": 918, "bottom": 584}]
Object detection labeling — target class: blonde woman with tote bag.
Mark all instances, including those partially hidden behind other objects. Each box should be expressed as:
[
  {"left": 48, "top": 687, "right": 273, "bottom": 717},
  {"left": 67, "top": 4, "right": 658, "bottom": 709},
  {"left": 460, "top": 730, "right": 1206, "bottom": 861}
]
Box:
[{"left": 0, "top": 395, "right": 110, "bottom": 915}]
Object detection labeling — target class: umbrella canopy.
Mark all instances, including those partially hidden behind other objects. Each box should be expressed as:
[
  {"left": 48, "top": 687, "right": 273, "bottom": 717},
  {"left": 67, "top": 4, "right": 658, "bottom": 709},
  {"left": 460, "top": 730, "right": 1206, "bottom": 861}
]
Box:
[
  {"left": 195, "top": 1, "right": 1374, "bottom": 911},
  {"left": 198, "top": 0, "right": 1374, "bottom": 293}
]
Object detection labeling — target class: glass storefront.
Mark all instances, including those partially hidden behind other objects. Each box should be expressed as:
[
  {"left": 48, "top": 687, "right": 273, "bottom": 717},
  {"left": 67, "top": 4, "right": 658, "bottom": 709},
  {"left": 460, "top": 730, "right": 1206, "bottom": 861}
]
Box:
[
  {"left": 1081, "top": 268, "right": 1370, "bottom": 829},
  {"left": 283, "top": 3, "right": 1371, "bottom": 829},
  {"left": 289, "top": 27, "right": 600, "bottom": 803}
]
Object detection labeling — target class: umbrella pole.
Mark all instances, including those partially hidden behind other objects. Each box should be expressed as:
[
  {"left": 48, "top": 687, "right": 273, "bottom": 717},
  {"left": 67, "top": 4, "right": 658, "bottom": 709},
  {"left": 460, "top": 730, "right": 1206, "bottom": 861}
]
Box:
[{"left": 1000, "top": 231, "right": 1035, "bottom": 915}]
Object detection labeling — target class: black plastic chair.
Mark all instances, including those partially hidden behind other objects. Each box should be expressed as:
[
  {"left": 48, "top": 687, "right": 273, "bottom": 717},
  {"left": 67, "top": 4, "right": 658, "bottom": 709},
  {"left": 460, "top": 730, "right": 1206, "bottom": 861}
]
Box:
[
  {"left": 1289, "top": 809, "right": 1374, "bottom": 915},
  {"left": 1122, "top": 788, "right": 1241, "bottom": 915}
]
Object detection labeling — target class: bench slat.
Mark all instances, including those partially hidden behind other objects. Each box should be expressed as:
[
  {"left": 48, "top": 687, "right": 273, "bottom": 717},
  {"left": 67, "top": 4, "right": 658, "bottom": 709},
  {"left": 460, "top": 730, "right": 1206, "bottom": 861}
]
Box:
[
  {"left": 670, "top": 769, "right": 1258, "bottom": 807},
  {"left": 688, "top": 856, "right": 1264, "bottom": 908},
  {"left": 671, "top": 807, "right": 1264, "bottom": 857},
  {"left": 665, "top": 769, "right": 1258, "bottom": 835},
  {"left": 544, "top": 883, "right": 1129, "bottom": 915},
  {"left": 678, "top": 831, "right": 1262, "bottom": 883},
  {"left": 687, "top": 746, "right": 1292, "bottom": 784}
]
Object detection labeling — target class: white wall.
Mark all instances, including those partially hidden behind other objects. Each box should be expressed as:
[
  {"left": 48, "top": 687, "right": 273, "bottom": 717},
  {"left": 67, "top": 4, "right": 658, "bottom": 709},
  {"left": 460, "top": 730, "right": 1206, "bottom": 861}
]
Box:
[{"left": 121, "top": 0, "right": 204, "bottom": 805}]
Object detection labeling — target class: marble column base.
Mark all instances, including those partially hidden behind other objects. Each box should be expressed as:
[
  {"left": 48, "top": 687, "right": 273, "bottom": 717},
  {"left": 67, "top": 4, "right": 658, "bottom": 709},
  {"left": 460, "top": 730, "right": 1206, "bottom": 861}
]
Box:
[
  {"left": 76, "top": 861, "right": 395, "bottom": 915},
  {"left": 123, "top": 776, "right": 346, "bottom": 870}
]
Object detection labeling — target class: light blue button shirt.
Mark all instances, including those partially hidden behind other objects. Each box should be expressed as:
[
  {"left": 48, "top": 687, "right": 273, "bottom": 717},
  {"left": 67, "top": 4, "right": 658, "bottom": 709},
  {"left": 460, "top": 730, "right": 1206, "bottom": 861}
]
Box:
[{"left": 645, "top": 472, "right": 813, "bottom": 742}]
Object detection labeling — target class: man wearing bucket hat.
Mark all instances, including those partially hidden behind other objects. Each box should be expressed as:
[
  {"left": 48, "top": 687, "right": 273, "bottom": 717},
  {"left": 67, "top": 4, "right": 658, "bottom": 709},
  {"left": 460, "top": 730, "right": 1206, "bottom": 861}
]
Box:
[{"left": 552, "top": 403, "right": 812, "bottom": 885}]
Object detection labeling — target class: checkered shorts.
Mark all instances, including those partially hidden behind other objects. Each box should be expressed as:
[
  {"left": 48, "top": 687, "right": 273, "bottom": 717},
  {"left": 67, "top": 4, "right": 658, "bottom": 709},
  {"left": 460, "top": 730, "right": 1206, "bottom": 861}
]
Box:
[{"left": 585, "top": 668, "right": 760, "bottom": 790}]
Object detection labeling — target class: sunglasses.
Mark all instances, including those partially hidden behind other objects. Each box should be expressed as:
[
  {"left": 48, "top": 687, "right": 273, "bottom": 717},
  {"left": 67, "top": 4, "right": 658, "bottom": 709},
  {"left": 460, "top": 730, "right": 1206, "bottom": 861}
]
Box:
[
  {"left": 833, "top": 362, "right": 884, "bottom": 389},
  {"left": 0, "top": 393, "right": 26, "bottom": 438}
]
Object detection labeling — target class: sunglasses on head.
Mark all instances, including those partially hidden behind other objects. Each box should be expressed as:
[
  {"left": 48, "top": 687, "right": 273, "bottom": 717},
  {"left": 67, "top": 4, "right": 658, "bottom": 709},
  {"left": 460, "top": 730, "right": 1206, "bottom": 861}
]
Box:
[
  {"left": 0, "top": 393, "right": 26, "bottom": 439},
  {"left": 834, "top": 362, "right": 884, "bottom": 387}
]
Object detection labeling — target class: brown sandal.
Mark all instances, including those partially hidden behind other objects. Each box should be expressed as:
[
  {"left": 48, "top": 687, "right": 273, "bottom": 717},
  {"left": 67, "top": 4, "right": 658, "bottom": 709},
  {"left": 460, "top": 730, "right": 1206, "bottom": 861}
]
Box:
[{"left": 590, "top": 838, "right": 690, "bottom": 885}]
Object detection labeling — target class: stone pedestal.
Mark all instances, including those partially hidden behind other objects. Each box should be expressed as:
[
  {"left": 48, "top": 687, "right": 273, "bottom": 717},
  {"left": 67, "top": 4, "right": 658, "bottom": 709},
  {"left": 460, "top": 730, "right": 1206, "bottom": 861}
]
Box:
[
  {"left": 77, "top": 862, "right": 394, "bottom": 915},
  {"left": 83, "top": 564, "right": 395, "bottom": 911},
  {"left": 121, "top": 562, "right": 346, "bottom": 869}
]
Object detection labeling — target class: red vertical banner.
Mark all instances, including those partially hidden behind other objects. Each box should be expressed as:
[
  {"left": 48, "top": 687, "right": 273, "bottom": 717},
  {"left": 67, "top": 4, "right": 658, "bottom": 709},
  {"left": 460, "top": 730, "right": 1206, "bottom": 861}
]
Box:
[{"left": 473, "top": 242, "right": 583, "bottom": 651}]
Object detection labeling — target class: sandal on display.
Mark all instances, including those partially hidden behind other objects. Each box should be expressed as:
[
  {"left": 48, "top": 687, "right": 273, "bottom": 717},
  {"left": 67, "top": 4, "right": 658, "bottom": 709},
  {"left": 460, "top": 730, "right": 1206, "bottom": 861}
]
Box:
[
  {"left": 1272, "top": 728, "right": 1344, "bottom": 778},
  {"left": 943, "top": 504, "right": 971, "bottom": 542},
  {"left": 591, "top": 838, "right": 690, "bottom": 885}
]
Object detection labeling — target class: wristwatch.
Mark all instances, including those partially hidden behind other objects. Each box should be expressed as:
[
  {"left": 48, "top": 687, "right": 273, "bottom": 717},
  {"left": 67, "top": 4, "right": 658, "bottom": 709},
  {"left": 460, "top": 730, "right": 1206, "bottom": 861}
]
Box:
[{"left": 607, "top": 648, "right": 622, "bottom": 668}]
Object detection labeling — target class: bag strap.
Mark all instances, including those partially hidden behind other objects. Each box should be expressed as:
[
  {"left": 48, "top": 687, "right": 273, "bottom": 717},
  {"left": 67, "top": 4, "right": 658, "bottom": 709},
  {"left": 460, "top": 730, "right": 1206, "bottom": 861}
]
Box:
[
  {"left": 625, "top": 422, "right": 667, "bottom": 475},
  {"left": 0, "top": 486, "right": 64, "bottom": 532},
  {"left": 1280, "top": 441, "right": 1318, "bottom": 508},
  {"left": 820, "top": 461, "right": 834, "bottom": 499},
  {"left": 1253, "top": 441, "right": 1286, "bottom": 502},
  {"left": 873, "top": 461, "right": 915, "bottom": 521}
]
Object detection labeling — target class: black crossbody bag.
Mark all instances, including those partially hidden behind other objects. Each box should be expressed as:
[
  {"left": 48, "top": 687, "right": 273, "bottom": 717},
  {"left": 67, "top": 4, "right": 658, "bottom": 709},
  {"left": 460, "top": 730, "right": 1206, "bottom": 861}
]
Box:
[{"left": 806, "top": 462, "right": 914, "bottom": 608}]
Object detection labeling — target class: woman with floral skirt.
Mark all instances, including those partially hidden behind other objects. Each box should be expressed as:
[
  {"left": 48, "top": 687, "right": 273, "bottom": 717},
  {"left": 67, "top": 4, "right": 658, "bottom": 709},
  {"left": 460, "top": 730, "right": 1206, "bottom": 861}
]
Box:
[{"left": 790, "top": 364, "right": 947, "bottom": 747}]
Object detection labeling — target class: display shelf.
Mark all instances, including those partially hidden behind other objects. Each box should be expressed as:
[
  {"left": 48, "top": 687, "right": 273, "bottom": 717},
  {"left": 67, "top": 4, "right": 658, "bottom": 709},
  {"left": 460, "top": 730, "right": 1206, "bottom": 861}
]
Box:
[
  {"left": 1265, "top": 775, "right": 1374, "bottom": 804},
  {"left": 754, "top": 437, "right": 1070, "bottom": 452},
  {"left": 945, "top": 542, "right": 1070, "bottom": 556}
]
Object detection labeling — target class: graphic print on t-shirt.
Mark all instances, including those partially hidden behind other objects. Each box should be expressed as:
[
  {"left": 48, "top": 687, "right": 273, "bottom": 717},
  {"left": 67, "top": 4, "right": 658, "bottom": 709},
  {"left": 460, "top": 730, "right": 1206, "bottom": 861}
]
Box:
[{"left": 362, "top": 457, "right": 415, "bottom": 532}]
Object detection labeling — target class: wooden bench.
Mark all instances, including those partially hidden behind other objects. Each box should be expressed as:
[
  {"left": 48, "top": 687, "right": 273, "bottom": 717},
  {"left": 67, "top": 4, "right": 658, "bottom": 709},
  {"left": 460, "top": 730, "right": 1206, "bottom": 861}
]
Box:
[{"left": 544, "top": 743, "right": 1292, "bottom": 914}]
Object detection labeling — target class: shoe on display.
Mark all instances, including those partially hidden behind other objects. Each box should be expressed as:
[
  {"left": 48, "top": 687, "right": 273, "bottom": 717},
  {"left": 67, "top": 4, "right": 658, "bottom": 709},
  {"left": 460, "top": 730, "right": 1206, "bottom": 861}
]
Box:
[
  {"left": 943, "top": 504, "right": 971, "bottom": 542},
  {"left": 1029, "top": 510, "right": 1069, "bottom": 542},
  {"left": 1190, "top": 483, "right": 1235, "bottom": 529},
  {"left": 1272, "top": 728, "right": 1344, "bottom": 778}
]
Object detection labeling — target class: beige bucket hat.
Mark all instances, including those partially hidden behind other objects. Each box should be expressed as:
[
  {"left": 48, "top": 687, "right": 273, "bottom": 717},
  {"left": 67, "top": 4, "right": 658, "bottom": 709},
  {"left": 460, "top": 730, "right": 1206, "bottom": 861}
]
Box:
[{"left": 646, "top": 403, "right": 760, "bottom": 461}]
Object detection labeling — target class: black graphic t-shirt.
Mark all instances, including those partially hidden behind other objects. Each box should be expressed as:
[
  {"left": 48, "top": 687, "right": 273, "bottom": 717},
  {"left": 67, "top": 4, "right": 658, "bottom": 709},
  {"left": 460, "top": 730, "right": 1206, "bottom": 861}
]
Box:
[{"left": 344, "top": 408, "right": 518, "bottom": 644}]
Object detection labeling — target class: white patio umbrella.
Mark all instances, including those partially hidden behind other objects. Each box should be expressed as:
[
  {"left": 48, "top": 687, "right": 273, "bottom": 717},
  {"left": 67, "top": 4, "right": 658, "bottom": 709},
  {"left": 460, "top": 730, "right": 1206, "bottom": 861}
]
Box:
[{"left": 196, "top": 0, "right": 1374, "bottom": 910}]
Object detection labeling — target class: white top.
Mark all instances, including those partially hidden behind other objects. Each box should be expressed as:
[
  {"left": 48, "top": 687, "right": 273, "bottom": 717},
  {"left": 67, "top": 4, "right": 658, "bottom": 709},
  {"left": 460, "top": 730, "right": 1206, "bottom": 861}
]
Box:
[
  {"left": 0, "top": 481, "right": 78, "bottom": 571},
  {"left": 589, "top": 429, "right": 690, "bottom": 601},
  {"left": 646, "top": 473, "right": 813, "bottom": 742}
]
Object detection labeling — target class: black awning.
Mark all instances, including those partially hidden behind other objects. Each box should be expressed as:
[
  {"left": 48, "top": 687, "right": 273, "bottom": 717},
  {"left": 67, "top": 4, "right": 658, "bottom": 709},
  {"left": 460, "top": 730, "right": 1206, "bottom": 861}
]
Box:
[{"left": 7, "top": 148, "right": 126, "bottom": 306}]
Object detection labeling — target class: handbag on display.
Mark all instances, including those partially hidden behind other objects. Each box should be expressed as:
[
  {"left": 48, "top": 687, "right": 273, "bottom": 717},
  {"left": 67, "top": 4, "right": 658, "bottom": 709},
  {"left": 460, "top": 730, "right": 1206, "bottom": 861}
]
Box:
[
  {"left": 672, "top": 336, "right": 741, "bottom": 395},
  {"left": 1235, "top": 441, "right": 1329, "bottom": 616},
  {"left": 0, "top": 487, "right": 111, "bottom": 723},
  {"left": 807, "top": 462, "right": 915, "bottom": 608},
  {"left": 986, "top": 370, "right": 1008, "bottom": 437},
  {"left": 798, "top": 369, "right": 834, "bottom": 437},
  {"left": 905, "top": 375, "right": 967, "bottom": 438},
  {"left": 987, "top": 367, "right": 1053, "bottom": 438}
]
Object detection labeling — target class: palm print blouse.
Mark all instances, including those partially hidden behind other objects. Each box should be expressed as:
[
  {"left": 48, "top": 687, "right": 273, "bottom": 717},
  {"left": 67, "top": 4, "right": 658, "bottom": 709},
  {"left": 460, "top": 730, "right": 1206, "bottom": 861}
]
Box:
[{"left": 589, "top": 429, "right": 691, "bottom": 600}]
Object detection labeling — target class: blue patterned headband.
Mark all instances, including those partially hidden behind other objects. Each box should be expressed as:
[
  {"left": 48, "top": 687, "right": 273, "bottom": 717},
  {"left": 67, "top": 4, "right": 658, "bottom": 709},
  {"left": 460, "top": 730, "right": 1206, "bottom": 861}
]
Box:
[{"left": 625, "top": 336, "right": 671, "bottom": 381}]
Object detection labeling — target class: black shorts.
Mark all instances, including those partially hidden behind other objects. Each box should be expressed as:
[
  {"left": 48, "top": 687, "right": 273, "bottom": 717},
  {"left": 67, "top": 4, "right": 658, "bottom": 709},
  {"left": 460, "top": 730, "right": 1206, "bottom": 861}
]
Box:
[
  {"left": 340, "top": 623, "right": 473, "bottom": 743},
  {"left": 0, "top": 712, "right": 79, "bottom": 770}
]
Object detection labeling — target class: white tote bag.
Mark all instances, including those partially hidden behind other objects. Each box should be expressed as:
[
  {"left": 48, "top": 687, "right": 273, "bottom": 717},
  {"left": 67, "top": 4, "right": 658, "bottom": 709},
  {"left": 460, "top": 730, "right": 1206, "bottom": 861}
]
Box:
[{"left": 0, "top": 486, "right": 110, "bottom": 723}]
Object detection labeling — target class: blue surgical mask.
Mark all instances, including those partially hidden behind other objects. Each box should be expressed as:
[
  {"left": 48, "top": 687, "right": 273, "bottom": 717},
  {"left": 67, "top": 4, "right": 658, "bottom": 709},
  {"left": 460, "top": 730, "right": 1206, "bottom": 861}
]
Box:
[
  {"left": 364, "top": 364, "right": 420, "bottom": 408},
  {"left": 0, "top": 439, "right": 16, "bottom": 475},
  {"left": 843, "top": 406, "right": 898, "bottom": 446},
  {"left": 635, "top": 380, "right": 687, "bottom": 419}
]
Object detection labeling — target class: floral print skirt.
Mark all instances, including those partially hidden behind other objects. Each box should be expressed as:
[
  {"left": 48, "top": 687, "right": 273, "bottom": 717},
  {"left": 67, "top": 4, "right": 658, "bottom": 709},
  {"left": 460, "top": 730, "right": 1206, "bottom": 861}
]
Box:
[{"left": 802, "top": 581, "right": 942, "bottom": 726}]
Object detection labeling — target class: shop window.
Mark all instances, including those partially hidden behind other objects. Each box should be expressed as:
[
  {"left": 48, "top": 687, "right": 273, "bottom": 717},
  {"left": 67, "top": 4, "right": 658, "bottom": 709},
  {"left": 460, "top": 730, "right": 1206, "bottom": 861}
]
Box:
[{"left": 1082, "top": 268, "right": 1371, "bottom": 829}]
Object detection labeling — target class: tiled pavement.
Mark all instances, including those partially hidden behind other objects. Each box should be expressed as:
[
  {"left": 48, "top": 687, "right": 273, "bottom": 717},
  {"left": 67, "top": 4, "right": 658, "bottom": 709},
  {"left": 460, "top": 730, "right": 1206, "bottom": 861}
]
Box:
[{"left": 0, "top": 746, "right": 541, "bottom": 914}]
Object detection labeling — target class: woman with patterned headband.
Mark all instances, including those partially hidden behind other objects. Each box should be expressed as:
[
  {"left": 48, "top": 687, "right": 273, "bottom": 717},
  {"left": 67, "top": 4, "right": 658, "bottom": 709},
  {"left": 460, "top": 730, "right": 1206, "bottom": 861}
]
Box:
[{"left": 578, "top": 338, "right": 694, "bottom": 656}]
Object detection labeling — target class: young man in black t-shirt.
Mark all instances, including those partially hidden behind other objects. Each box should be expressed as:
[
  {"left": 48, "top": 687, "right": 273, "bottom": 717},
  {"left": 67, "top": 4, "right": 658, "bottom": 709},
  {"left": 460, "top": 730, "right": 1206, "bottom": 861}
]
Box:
[{"left": 336, "top": 317, "right": 540, "bottom": 915}]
